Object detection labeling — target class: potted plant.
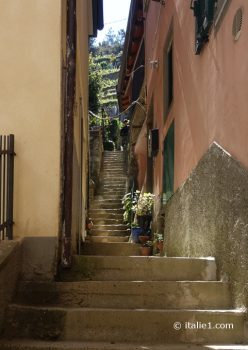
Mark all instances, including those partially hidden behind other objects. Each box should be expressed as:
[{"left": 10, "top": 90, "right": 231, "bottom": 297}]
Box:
[
  {"left": 133, "top": 192, "right": 155, "bottom": 230},
  {"left": 141, "top": 240, "right": 153, "bottom": 256},
  {"left": 138, "top": 227, "right": 151, "bottom": 244},
  {"left": 122, "top": 190, "right": 140, "bottom": 224},
  {"left": 130, "top": 222, "right": 143, "bottom": 243},
  {"left": 154, "top": 233, "right": 164, "bottom": 255}
]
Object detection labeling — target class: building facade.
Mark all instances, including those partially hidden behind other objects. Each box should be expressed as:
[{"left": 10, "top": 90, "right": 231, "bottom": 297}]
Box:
[
  {"left": 0, "top": 0, "right": 103, "bottom": 273},
  {"left": 119, "top": 0, "right": 248, "bottom": 307}
]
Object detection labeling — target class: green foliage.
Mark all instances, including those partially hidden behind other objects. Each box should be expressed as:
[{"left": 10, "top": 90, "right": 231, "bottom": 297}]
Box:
[
  {"left": 89, "top": 54, "right": 102, "bottom": 113},
  {"left": 122, "top": 191, "right": 140, "bottom": 224},
  {"left": 134, "top": 193, "right": 155, "bottom": 216},
  {"left": 154, "top": 233, "right": 164, "bottom": 242},
  {"left": 103, "top": 140, "right": 115, "bottom": 151},
  {"left": 89, "top": 28, "right": 125, "bottom": 114}
]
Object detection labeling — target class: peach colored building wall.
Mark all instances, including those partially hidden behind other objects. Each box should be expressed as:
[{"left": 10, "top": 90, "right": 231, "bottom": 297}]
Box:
[{"left": 141, "top": 0, "right": 248, "bottom": 197}]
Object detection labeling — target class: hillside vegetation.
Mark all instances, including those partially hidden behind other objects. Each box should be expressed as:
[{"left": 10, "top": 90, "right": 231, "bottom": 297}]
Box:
[{"left": 89, "top": 28, "right": 125, "bottom": 118}]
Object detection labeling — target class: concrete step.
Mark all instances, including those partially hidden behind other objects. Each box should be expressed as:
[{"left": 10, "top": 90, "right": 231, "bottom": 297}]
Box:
[
  {"left": 0, "top": 340, "right": 247, "bottom": 350},
  {"left": 101, "top": 171, "right": 125, "bottom": 174},
  {"left": 58, "top": 256, "right": 217, "bottom": 282},
  {"left": 101, "top": 168, "right": 126, "bottom": 172},
  {"left": 88, "top": 212, "right": 124, "bottom": 220},
  {"left": 92, "top": 225, "right": 128, "bottom": 231},
  {"left": 102, "top": 163, "right": 126, "bottom": 167},
  {"left": 94, "top": 196, "right": 124, "bottom": 201},
  {"left": 89, "top": 209, "right": 124, "bottom": 216},
  {"left": 99, "top": 184, "right": 126, "bottom": 188},
  {"left": 96, "top": 191, "right": 125, "bottom": 196},
  {"left": 100, "top": 181, "right": 126, "bottom": 185},
  {"left": 90, "top": 203, "right": 123, "bottom": 210},
  {"left": 92, "top": 199, "right": 123, "bottom": 205},
  {"left": 100, "top": 176, "right": 126, "bottom": 179},
  {"left": 85, "top": 236, "right": 129, "bottom": 243},
  {"left": 102, "top": 163, "right": 125, "bottom": 167},
  {"left": 3, "top": 304, "right": 245, "bottom": 344},
  {"left": 88, "top": 229, "right": 128, "bottom": 237},
  {"left": 15, "top": 281, "right": 231, "bottom": 309},
  {"left": 89, "top": 218, "right": 126, "bottom": 225},
  {"left": 80, "top": 242, "right": 139, "bottom": 256}
]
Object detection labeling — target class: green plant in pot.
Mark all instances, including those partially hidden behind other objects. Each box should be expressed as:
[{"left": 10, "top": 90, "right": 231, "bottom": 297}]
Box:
[
  {"left": 122, "top": 190, "right": 140, "bottom": 224},
  {"left": 138, "top": 227, "right": 151, "bottom": 244},
  {"left": 154, "top": 233, "right": 164, "bottom": 255},
  {"left": 130, "top": 222, "right": 143, "bottom": 243},
  {"left": 141, "top": 240, "right": 153, "bottom": 256},
  {"left": 134, "top": 192, "right": 155, "bottom": 230}
]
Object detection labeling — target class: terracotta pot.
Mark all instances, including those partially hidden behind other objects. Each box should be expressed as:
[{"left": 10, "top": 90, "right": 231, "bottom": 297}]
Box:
[
  {"left": 157, "top": 241, "right": 163, "bottom": 252},
  {"left": 141, "top": 246, "right": 152, "bottom": 256}
]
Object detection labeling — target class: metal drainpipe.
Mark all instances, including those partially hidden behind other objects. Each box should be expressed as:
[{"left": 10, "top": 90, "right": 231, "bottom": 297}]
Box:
[{"left": 62, "top": 0, "right": 76, "bottom": 267}]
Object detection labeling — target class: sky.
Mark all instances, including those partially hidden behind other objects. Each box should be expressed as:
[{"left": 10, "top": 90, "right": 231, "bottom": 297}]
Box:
[{"left": 96, "top": 0, "right": 132, "bottom": 43}]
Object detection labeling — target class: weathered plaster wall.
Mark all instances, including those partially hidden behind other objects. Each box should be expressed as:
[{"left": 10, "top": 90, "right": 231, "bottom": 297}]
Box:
[
  {"left": 61, "top": 0, "right": 93, "bottom": 252},
  {"left": 21, "top": 237, "right": 58, "bottom": 281},
  {"left": 0, "top": 240, "right": 22, "bottom": 333},
  {"left": 143, "top": 0, "right": 248, "bottom": 196},
  {"left": 164, "top": 143, "right": 248, "bottom": 308},
  {"left": 0, "top": 0, "right": 61, "bottom": 237}
]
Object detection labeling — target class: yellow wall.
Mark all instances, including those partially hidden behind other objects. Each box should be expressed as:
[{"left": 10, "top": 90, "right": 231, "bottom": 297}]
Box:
[{"left": 0, "top": 0, "right": 61, "bottom": 237}]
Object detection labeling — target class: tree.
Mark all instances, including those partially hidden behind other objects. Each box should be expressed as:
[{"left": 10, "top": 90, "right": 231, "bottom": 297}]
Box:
[
  {"left": 89, "top": 37, "right": 98, "bottom": 55},
  {"left": 116, "top": 29, "right": 126, "bottom": 45},
  {"left": 88, "top": 54, "right": 101, "bottom": 113}
]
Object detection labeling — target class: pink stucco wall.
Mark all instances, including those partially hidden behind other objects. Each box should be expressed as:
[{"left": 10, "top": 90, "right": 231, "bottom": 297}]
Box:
[{"left": 136, "top": 0, "right": 248, "bottom": 196}]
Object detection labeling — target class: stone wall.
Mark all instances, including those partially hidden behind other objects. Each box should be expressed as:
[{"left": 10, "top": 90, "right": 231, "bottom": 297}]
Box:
[
  {"left": 21, "top": 237, "right": 58, "bottom": 281},
  {"left": 90, "top": 128, "right": 103, "bottom": 199},
  {"left": 0, "top": 240, "right": 22, "bottom": 333},
  {"left": 164, "top": 142, "right": 248, "bottom": 308}
]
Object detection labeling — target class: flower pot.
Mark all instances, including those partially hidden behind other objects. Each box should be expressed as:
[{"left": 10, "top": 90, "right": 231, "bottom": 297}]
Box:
[
  {"left": 138, "top": 235, "right": 150, "bottom": 244},
  {"left": 157, "top": 241, "right": 163, "bottom": 252},
  {"left": 141, "top": 246, "right": 152, "bottom": 256},
  {"left": 131, "top": 227, "right": 143, "bottom": 243}
]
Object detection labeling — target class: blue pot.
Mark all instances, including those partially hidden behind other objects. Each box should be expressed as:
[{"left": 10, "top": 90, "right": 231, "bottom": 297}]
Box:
[{"left": 131, "top": 227, "right": 143, "bottom": 243}]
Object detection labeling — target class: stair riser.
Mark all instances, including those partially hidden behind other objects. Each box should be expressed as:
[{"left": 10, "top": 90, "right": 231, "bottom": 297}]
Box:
[
  {"left": 99, "top": 181, "right": 126, "bottom": 185},
  {"left": 91, "top": 200, "right": 123, "bottom": 205},
  {"left": 59, "top": 256, "right": 217, "bottom": 282},
  {"left": 16, "top": 281, "right": 231, "bottom": 309},
  {"left": 89, "top": 210, "right": 124, "bottom": 216},
  {"left": 88, "top": 214, "right": 124, "bottom": 220},
  {"left": 92, "top": 225, "right": 128, "bottom": 231},
  {"left": 85, "top": 236, "right": 129, "bottom": 243},
  {"left": 88, "top": 231, "right": 128, "bottom": 237},
  {"left": 88, "top": 219, "right": 125, "bottom": 224},
  {"left": 80, "top": 244, "right": 139, "bottom": 256},
  {"left": 90, "top": 204, "right": 123, "bottom": 209},
  {"left": 4, "top": 306, "right": 244, "bottom": 344},
  {"left": 98, "top": 185, "right": 126, "bottom": 188},
  {"left": 96, "top": 192, "right": 125, "bottom": 197},
  {"left": 94, "top": 197, "right": 124, "bottom": 201}
]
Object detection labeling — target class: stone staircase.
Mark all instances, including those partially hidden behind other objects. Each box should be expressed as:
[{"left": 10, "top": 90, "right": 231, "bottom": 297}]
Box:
[
  {"left": 83, "top": 151, "right": 141, "bottom": 255},
  {"left": 0, "top": 151, "right": 247, "bottom": 349}
]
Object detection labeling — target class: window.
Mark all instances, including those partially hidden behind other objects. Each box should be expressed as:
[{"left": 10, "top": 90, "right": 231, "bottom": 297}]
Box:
[
  {"left": 214, "top": 0, "right": 231, "bottom": 29},
  {"left": 190, "top": 0, "right": 216, "bottom": 54},
  {"left": 163, "top": 122, "right": 174, "bottom": 203},
  {"left": 164, "top": 34, "right": 173, "bottom": 120}
]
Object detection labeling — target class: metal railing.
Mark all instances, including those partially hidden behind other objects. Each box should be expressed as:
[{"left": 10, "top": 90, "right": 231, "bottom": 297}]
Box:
[{"left": 0, "top": 134, "right": 15, "bottom": 240}]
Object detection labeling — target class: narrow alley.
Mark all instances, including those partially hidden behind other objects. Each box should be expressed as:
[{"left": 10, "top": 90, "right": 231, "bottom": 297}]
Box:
[{"left": 1, "top": 0, "right": 248, "bottom": 349}]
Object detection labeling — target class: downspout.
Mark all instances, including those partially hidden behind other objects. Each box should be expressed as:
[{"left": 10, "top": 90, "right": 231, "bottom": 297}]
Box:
[{"left": 62, "top": 0, "right": 77, "bottom": 267}]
